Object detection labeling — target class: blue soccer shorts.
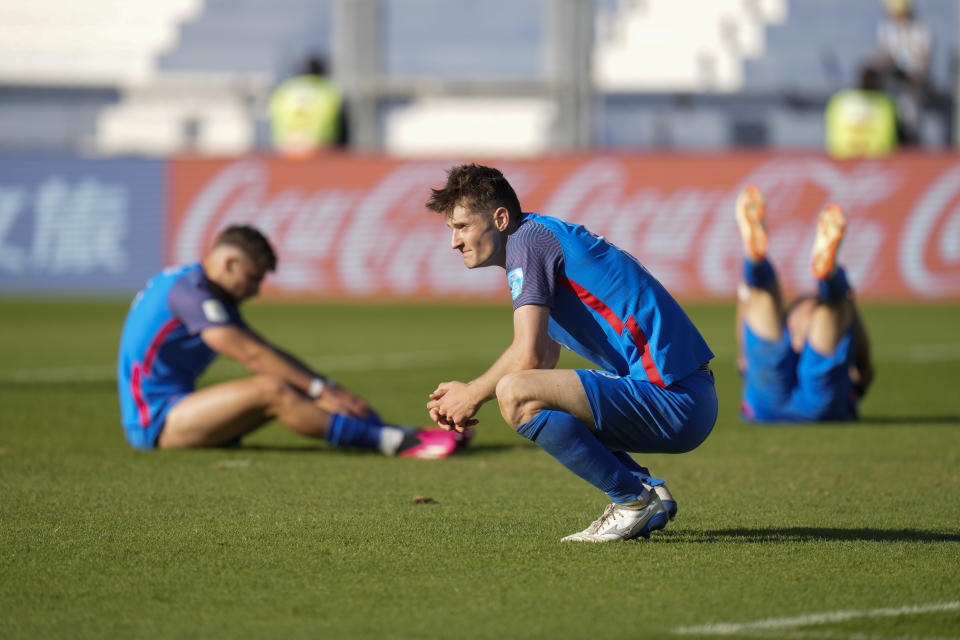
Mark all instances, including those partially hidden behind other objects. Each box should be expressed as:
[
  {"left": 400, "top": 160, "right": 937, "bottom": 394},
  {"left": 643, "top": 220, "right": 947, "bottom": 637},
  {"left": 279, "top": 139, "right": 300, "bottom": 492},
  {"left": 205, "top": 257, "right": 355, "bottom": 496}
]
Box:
[
  {"left": 575, "top": 366, "right": 717, "bottom": 454},
  {"left": 122, "top": 391, "right": 186, "bottom": 450},
  {"left": 740, "top": 322, "right": 856, "bottom": 423}
]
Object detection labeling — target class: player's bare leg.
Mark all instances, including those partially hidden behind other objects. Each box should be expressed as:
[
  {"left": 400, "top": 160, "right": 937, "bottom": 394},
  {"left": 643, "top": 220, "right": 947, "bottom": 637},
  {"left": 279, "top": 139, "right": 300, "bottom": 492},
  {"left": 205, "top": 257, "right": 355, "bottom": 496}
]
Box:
[
  {"left": 735, "top": 184, "right": 784, "bottom": 342},
  {"left": 495, "top": 369, "right": 594, "bottom": 430},
  {"left": 807, "top": 204, "right": 853, "bottom": 355},
  {"left": 496, "top": 368, "right": 668, "bottom": 542},
  {"left": 159, "top": 375, "right": 332, "bottom": 448},
  {"left": 160, "top": 375, "right": 460, "bottom": 458}
]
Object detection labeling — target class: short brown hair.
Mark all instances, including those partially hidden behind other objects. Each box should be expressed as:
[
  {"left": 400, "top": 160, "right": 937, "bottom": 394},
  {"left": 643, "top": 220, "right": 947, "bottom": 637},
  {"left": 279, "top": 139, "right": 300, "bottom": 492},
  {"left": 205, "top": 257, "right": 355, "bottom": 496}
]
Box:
[
  {"left": 213, "top": 225, "right": 277, "bottom": 272},
  {"left": 425, "top": 164, "right": 522, "bottom": 225}
]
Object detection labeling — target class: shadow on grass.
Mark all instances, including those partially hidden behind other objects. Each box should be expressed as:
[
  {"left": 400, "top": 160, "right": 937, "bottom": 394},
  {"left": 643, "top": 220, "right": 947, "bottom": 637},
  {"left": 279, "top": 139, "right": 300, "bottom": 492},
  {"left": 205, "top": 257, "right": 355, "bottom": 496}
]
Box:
[
  {"left": 662, "top": 527, "right": 960, "bottom": 543},
  {"left": 858, "top": 415, "right": 960, "bottom": 426},
  {"left": 233, "top": 442, "right": 522, "bottom": 455},
  {"left": 746, "top": 416, "right": 960, "bottom": 428}
]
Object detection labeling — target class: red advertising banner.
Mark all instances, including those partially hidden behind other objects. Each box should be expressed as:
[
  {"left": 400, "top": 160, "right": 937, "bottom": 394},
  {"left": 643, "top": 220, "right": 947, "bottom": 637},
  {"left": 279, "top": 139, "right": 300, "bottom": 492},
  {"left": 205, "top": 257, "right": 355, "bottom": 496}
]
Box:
[{"left": 169, "top": 152, "right": 960, "bottom": 301}]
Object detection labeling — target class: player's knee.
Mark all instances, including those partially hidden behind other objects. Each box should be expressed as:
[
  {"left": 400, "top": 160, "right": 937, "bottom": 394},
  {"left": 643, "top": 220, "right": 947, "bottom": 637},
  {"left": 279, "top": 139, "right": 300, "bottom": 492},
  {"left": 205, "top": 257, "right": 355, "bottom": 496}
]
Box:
[
  {"left": 495, "top": 373, "right": 531, "bottom": 429},
  {"left": 252, "top": 374, "right": 295, "bottom": 404}
]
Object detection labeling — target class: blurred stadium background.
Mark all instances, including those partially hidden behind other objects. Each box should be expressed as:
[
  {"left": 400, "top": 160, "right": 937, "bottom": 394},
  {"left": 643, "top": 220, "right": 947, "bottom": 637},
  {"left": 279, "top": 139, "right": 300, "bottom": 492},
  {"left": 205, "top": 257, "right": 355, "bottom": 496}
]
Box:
[
  {"left": 3, "top": 6, "right": 959, "bottom": 636},
  {"left": 1, "top": 0, "right": 958, "bottom": 301}
]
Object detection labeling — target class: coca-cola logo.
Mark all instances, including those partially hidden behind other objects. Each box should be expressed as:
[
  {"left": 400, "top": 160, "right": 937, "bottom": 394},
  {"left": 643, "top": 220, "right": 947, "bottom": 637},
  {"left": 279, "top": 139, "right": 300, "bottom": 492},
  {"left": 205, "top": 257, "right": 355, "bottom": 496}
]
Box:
[
  {"left": 899, "top": 163, "right": 960, "bottom": 297},
  {"left": 541, "top": 158, "right": 724, "bottom": 290},
  {"left": 172, "top": 159, "right": 501, "bottom": 295},
  {"left": 169, "top": 155, "right": 960, "bottom": 300}
]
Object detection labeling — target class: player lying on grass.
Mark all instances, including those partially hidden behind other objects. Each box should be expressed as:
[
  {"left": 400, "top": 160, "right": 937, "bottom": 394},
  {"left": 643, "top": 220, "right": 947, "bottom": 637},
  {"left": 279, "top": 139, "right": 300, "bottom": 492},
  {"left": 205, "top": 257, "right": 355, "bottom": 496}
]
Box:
[
  {"left": 117, "top": 225, "right": 462, "bottom": 458},
  {"left": 735, "top": 185, "right": 874, "bottom": 422},
  {"left": 425, "top": 164, "right": 718, "bottom": 542}
]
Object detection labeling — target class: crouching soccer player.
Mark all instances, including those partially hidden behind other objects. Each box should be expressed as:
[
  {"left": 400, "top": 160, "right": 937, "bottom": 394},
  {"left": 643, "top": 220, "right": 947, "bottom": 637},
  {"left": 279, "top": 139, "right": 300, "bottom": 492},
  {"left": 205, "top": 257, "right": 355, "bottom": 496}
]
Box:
[
  {"left": 117, "top": 225, "right": 461, "bottom": 458},
  {"left": 735, "top": 185, "right": 874, "bottom": 422},
  {"left": 425, "top": 164, "right": 718, "bottom": 542}
]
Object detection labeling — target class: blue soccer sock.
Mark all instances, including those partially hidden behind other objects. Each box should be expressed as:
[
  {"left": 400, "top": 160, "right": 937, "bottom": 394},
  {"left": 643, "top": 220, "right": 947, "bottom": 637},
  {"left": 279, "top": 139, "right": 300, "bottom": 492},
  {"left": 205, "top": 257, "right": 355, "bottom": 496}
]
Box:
[
  {"left": 743, "top": 257, "right": 777, "bottom": 290},
  {"left": 611, "top": 451, "right": 665, "bottom": 487},
  {"left": 516, "top": 410, "right": 648, "bottom": 505},
  {"left": 817, "top": 265, "right": 850, "bottom": 302},
  {"left": 325, "top": 413, "right": 385, "bottom": 451}
]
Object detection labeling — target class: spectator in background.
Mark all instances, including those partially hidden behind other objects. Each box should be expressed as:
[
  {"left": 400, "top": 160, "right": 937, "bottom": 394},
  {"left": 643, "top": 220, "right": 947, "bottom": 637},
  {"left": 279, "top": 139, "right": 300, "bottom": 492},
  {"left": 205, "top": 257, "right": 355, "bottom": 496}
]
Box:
[
  {"left": 734, "top": 185, "right": 874, "bottom": 424},
  {"left": 117, "top": 224, "right": 462, "bottom": 457},
  {"left": 868, "top": 0, "right": 931, "bottom": 146},
  {"left": 269, "top": 55, "right": 348, "bottom": 155},
  {"left": 825, "top": 66, "right": 898, "bottom": 159}
]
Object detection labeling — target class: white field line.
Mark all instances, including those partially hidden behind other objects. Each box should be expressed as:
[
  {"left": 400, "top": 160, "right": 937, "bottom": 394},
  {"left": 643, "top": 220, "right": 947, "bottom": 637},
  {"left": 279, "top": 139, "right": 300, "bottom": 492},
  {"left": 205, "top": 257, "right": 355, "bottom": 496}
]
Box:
[
  {"left": 895, "top": 342, "right": 960, "bottom": 363},
  {"left": 672, "top": 601, "right": 960, "bottom": 637},
  {"left": 756, "top": 631, "right": 960, "bottom": 640},
  {"left": 0, "top": 350, "right": 469, "bottom": 383}
]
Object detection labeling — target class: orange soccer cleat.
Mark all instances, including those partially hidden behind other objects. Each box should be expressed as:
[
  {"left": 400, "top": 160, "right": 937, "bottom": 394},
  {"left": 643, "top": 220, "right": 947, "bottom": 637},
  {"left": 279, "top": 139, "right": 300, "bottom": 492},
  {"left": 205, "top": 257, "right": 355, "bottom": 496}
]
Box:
[
  {"left": 810, "top": 203, "right": 847, "bottom": 280},
  {"left": 735, "top": 184, "right": 768, "bottom": 261}
]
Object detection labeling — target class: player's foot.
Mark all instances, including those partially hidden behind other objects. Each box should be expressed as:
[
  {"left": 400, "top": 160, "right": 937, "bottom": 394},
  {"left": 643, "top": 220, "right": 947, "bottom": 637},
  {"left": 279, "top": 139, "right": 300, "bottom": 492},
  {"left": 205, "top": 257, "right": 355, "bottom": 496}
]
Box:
[
  {"left": 735, "top": 184, "right": 768, "bottom": 261},
  {"left": 644, "top": 483, "right": 676, "bottom": 532},
  {"left": 561, "top": 494, "right": 666, "bottom": 543},
  {"left": 396, "top": 428, "right": 459, "bottom": 459},
  {"left": 810, "top": 203, "right": 846, "bottom": 279}
]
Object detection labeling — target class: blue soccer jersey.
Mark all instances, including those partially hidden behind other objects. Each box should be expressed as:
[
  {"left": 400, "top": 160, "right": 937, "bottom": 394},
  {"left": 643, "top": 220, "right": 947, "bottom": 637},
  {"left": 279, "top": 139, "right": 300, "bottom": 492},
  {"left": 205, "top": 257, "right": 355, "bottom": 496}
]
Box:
[
  {"left": 117, "top": 263, "right": 244, "bottom": 446},
  {"left": 505, "top": 213, "right": 713, "bottom": 387}
]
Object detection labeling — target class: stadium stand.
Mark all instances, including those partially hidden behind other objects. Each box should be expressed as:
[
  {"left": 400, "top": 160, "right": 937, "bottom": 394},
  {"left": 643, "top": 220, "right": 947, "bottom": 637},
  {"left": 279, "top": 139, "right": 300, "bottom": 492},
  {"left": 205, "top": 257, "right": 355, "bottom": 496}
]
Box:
[
  {"left": 0, "top": 1, "right": 200, "bottom": 85},
  {"left": 158, "top": 0, "right": 333, "bottom": 76},
  {"left": 0, "top": 1, "right": 200, "bottom": 152},
  {"left": 594, "top": 0, "right": 955, "bottom": 150},
  {"left": 594, "top": 0, "right": 787, "bottom": 92},
  {"left": 0, "top": 0, "right": 954, "bottom": 155}
]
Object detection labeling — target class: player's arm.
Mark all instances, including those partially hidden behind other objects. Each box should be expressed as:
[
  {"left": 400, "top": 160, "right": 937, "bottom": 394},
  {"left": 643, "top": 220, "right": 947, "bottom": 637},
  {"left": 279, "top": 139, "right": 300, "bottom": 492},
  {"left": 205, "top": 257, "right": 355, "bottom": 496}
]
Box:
[
  {"left": 201, "top": 325, "right": 371, "bottom": 417},
  {"left": 428, "top": 304, "right": 556, "bottom": 430}
]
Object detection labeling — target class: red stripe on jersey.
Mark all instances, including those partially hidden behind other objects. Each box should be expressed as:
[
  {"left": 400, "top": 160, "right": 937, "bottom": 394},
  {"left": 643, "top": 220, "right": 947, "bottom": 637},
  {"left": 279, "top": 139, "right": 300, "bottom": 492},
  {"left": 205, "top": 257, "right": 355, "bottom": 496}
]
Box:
[
  {"left": 131, "top": 362, "right": 150, "bottom": 427},
  {"left": 557, "top": 276, "right": 624, "bottom": 333},
  {"left": 142, "top": 318, "right": 181, "bottom": 373},
  {"left": 131, "top": 317, "right": 181, "bottom": 428},
  {"left": 557, "top": 275, "right": 666, "bottom": 388},
  {"left": 625, "top": 315, "right": 665, "bottom": 388}
]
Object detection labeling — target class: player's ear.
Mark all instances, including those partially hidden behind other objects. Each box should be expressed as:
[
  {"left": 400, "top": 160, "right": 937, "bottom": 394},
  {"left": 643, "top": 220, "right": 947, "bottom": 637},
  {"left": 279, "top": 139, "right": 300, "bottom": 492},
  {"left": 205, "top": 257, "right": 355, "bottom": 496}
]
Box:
[
  {"left": 493, "top": 207, "right": 510, "bottom": 232},
  {"left": 223, "top": 251, "right": 243, "bottom": 277}
]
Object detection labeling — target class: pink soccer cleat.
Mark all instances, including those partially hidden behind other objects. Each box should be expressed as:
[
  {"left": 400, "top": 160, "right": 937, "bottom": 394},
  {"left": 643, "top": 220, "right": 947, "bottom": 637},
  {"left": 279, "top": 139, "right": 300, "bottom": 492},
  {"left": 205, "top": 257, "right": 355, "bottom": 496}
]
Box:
[{"left": 397, "top": 428, "right": 460, "bottom": 459}]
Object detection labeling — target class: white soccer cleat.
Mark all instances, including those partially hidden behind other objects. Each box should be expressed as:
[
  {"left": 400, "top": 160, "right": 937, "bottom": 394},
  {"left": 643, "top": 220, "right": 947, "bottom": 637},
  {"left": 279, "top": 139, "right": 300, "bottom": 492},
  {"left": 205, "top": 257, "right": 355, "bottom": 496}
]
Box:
[
  {"left": 644, "top": 483, "right": 677, "bottom": 532},
  {"left": 561, "top": 494, "right": 667, "bottom": 543}
]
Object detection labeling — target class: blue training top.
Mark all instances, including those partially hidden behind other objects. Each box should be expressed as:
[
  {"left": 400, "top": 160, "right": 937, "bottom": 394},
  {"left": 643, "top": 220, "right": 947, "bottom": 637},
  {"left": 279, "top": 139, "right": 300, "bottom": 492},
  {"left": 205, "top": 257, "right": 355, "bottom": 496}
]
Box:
[
  {"left": 504, "top": 212, "right": 713, "bottom": 387},
  {"left": 117, "top": 263, "right": 245, "bottom": 430}
]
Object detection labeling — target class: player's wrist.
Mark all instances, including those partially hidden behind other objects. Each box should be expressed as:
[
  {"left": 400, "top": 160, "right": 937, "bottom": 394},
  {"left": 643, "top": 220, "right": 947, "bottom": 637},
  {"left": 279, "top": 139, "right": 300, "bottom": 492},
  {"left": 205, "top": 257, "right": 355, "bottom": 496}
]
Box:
[
  {"left": 465, "top": 381, "right": 489, "bottom": 407},
  {"left": 308, "top": 376, "right": 336, "bottom": 399}
]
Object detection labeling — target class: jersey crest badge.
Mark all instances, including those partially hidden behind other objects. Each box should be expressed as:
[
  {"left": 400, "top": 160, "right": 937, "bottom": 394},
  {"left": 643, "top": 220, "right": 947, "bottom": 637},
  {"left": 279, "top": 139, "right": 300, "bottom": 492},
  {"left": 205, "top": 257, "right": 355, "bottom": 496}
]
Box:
[
  {"left": 202, "top": 299, "right": 228, "bottom": 323},
  {"left": 507, "top": 268, "right": 524, "bottom": 300}
]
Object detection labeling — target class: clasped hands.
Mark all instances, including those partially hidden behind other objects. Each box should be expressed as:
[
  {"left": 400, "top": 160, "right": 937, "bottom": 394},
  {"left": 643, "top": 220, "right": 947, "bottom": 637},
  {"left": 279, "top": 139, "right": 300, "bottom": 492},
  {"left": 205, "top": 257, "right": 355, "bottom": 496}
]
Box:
[{"left": 427, "top": 380, "right": 481, "bottom": 433}]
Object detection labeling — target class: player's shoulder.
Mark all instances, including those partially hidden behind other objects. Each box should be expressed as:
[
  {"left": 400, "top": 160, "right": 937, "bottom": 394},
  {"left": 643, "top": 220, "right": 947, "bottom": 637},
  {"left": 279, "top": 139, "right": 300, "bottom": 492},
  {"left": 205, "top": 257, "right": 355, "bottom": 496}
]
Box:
[
  {"left": 168, "top": 264, "right": 228, "bottom": 308},
  {"left": 510, "top": 213, "right": 563, "bottom": 248}
]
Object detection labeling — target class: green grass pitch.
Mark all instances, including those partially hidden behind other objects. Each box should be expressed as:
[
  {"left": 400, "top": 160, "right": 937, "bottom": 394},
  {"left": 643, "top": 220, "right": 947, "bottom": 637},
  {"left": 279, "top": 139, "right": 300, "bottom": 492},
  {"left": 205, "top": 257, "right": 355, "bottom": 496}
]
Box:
[{"left": 1, "top": 298, "right": 958, "bottom": 639}]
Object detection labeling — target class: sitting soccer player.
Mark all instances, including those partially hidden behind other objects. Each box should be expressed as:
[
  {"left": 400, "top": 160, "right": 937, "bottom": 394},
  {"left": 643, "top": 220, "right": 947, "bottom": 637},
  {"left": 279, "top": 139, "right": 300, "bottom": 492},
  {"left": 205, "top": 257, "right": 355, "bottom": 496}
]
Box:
[
  {"left": 117, "top": 224, "right": 461, "bottom": 458},
  {"left": 424, "top": 164, "right": 718, "bottom": 542},
  {"left": 735, "top": 185, "right": 874, "bottom": 423}
]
